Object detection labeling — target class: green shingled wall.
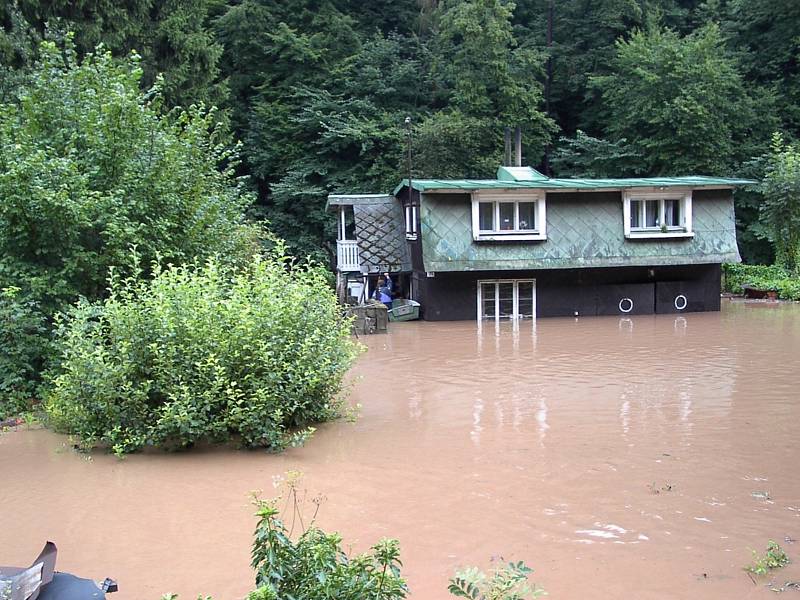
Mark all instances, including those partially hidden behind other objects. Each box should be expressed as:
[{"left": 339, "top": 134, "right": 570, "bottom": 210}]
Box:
[{"left": 420, "top": 189, "right": 740, "bottom": 272}]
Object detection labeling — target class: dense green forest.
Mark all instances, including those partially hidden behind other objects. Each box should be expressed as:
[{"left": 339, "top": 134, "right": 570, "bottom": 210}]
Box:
[{"left": 1, "top": 0, "right": 798, "bottom": 264}]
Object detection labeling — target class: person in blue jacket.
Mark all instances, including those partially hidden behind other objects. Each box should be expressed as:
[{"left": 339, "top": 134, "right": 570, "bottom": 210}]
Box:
[{"left": 374, "top": 276, "right": 392, "bottom": 310}]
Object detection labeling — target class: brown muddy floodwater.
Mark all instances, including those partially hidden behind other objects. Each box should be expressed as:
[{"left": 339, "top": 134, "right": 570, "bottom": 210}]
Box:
[{"left": 3, "top": 299, "right": 800, "bottom": 599}]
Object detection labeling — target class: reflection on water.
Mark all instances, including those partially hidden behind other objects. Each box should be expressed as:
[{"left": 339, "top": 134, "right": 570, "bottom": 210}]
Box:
[{"left": 2, "top": 300, "right": 800, "bottom": 599}]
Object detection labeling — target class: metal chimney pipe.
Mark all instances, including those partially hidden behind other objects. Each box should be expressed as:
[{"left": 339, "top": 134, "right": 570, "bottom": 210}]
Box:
[
  {"left": 504, "top": 127, "right": 512, "bottom": 166},
  {"left": 514, "top": 126, "right": 522, "bottom": 167}
]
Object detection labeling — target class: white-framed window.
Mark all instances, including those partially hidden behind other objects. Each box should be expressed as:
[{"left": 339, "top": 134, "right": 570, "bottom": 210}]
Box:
[
  {"left": 471, "top": 192, "right": 546, "bottom": 241},
  {"left": 477, "top": 279, "right": 536, "bottom": 320},
  {"left": 338, "top": 205, "right": 356, "bottom": 240},
  {"left": 404, "top": 203, "right": 418, "bottom": 240},
  {"left": 623, "top": 190, "right": 694, "bottom": 239}
]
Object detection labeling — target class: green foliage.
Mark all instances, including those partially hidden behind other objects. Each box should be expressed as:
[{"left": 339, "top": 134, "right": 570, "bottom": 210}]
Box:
[
  {"left": 449, "top": 561, "right": 545, "bottom": 599},
  {"left": 216, "top": 0, "right": 554, "bottom": 256},
  {"left": 730, "top": 155, "right": 774, "bottom": 265},
  {"left": 436, "top": 0, "right": 532, "bottom": 119},
  {"left": 592, "top": 23, "right": 767, "bottom": 176},
  {"left": 721, "top": 263, "right": 800, "bottom": 301},
  {"left": 745, "top": 540, "right": 790, "bottom": 576},
  {"left": 0, "top": 4, "right": 38, "bottom": 102},
  {"left": 722, "top": 264, "right": 789, "bottom": 294},
  {"left": 512, "top": 0, "right": 647, "bottom": 135},
  {"left": 433, "top": 0, "right": 554, "bottom": 159},
  {"left": 215, "top": 0, "right": 373, "bottom": 261},
  {"left": 3, "top": 0, "right": 800, "bottom": 273},
  {"left": 759, "top": 134, "right": 800, "bottom": 272},
  {"left": 45, "top": 250, "right": 360, "bottom": 454},
  {"left": 0, "top": 286, "right": 49, "bottom": 418},
  {"left": 251, "top": 497, "right": 406, "bottom": 599},
  {"left": 414, "top": 111, "right": 502, "bottom": 179},
  {"left": 727, "top": 0, "right": 800, "bottom": 134},
  {"left": 774, "top": 279, "right": 800, "bottom": 301},
  {"left": 551, "top": 130, "right": 644, "bottom": 178},
  {"left": 146, "top": 0, "right": 227, "bottom": 109},
  {"left": 261, "top": 82, "right": 407, "bottom": 260},
  {"left": 0, "top": 38, "right": 258, "bottom": 313},
  {"left": 13, "top": 0, "right": 226, "bottom": 109}
]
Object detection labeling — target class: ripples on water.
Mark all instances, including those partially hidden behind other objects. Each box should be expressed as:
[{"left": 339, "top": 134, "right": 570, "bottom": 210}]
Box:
[{"left": 2, "top": 300, "right": 799, "bottom": 599}]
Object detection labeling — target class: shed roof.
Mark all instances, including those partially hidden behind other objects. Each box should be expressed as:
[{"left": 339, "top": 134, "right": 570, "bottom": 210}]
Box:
[
  {"left": 393, "top": 174, "right": 755, "bottom": 195},
  {"left": 326, "top": 194, "right": 394, "bottom": 208}
]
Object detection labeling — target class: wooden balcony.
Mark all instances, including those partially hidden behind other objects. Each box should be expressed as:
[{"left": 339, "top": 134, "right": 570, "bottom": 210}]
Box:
[{"left": 336, "top": 239, "right": 361, "bottom": 272}]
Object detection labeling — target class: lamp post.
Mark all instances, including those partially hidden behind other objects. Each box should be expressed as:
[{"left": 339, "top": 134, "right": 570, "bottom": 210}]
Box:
[{"left": 404, "top": 116, "right": 412, "bottom": 200}]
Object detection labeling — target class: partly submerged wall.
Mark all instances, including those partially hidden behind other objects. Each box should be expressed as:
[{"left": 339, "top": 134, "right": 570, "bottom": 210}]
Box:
[{"left": 415, "top": 264, "right": 721, "bottom": 320}]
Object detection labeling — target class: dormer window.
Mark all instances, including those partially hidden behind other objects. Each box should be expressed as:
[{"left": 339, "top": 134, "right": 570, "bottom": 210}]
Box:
[
  {"left": 471, "top": 191, "right": 546, "bottom": 241},
  {"left": 623, "top": 190, "right": 694, "bottom": 239}
]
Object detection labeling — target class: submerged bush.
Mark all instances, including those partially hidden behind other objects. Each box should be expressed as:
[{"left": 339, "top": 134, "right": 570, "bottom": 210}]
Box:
[
  {"left": 45, "top": 250, "right": 360, "bottom": 454},
  {"left": 449, "top": 561, "right": 545, "bottom": 599},
  {"left": 745, "top": 540, "right": 790, "bottom": 576}
]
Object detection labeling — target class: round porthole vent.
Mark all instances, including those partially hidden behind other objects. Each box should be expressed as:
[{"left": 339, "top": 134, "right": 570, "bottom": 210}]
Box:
[
  {"left": 674, "top": 294, "right": 688, "bottom": 310},
  {"left": 619, "top": 297, "right": 634, "bottom": 313}
]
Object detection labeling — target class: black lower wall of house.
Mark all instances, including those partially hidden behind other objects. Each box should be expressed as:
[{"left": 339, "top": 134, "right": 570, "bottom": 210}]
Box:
[{"left": 415, "top": 264, "right": 721, "bottom": 321}]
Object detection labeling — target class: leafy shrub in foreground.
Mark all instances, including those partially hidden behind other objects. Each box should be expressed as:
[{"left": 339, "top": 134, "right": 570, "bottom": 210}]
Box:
[
  {"left": 0, "top": 287, "right": 50, "bottom": 419},
  {"left": 45, "top": 251, "right": 360, "bottom": 454},
  {"left": 160, "top": 470, "right": 543, "bottom": 600},
  {"left": 250, "top": 498, "right": 406, "bottom": 600},
  {"left": 449, "top": 561, "right": 546, "bottom": 599}
]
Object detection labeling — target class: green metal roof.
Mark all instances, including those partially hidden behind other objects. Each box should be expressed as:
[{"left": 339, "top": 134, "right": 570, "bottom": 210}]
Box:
[{"left": 393, "top": 174, "right": 755, "bottom": 195}]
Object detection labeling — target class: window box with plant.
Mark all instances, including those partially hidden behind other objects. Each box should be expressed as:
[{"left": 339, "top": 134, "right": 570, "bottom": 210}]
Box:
[
  {"left": 471, "top": 191, "right": 546, "bottom": 241},
  {"left": 623, "top": 190, "right": 694, "bottom": 239}
]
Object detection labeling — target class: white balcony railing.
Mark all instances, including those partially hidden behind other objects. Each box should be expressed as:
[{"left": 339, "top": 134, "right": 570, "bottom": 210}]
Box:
[{"left": 337, "top": 240, "right": 361, "bottom": 272}]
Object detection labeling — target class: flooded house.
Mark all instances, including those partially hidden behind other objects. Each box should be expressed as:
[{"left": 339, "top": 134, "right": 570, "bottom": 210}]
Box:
[{"left": 329, "top": 165, "right": 752, "bottom": 320}]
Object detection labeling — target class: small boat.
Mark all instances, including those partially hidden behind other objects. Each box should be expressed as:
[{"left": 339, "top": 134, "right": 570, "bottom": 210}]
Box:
[{"left": 388, "top": 299, "right": 420, "bottom": 322}]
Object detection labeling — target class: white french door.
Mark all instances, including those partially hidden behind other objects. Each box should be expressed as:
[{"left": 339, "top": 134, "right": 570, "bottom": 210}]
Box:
[{"left": 477, "top": 279, "right": 536, "bottom": 320}]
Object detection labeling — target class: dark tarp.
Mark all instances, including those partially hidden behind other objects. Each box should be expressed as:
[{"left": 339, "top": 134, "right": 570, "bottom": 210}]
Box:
[{"left": 1, "top": 542, "right": 110, "bottom": 600}]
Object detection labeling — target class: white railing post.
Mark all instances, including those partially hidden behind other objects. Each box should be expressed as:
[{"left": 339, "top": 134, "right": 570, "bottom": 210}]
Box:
[{"left": 337, "top": 240, "right": 361, "bottom": 271}]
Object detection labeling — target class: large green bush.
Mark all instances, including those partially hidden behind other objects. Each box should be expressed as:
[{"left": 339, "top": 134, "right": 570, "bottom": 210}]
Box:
[
  {"left": 0, "top": 38, "right": 259, "bottom": 314},
  {"left": 45, "top": 250, "right": 360, "bottom": 454},
  {"left": 0, "top": 286, "right": 49, "bottom": 418},
  {"left": 0, "top": 37, "right": 262, "bottom": 406}
]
